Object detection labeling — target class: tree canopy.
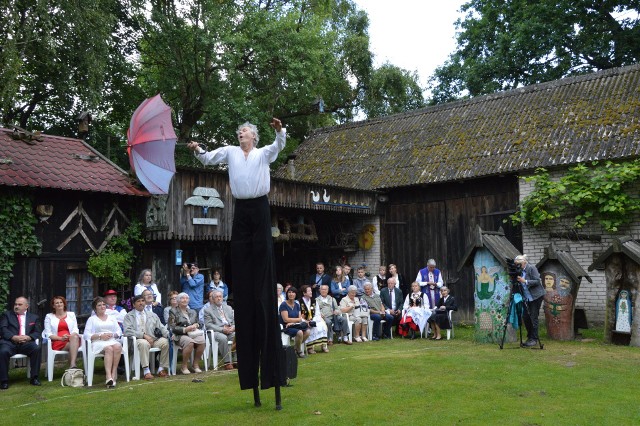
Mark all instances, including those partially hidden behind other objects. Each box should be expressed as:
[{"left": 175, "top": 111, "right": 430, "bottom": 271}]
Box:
[
  {"left": 1, "top": 0, "right": 425, "bottom": 170},
  {"left": 429, "top": 0, "right": 640, "bottom": 103}
]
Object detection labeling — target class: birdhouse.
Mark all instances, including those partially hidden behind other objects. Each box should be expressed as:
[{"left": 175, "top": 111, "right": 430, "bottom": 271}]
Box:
[
  {"left": 457, "top": 226, "right": 520, "bottom": 343},
  {"left": 536, "top": 243, "right": 591, "bottom": 341},
  {"left": 589, "top": 237, "right": 640, "bottom": 346}
]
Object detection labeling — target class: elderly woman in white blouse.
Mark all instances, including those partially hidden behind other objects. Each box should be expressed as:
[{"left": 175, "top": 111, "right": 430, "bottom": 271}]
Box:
[{"left": 339, "top": 285, "right": 369, "bottom": 342}]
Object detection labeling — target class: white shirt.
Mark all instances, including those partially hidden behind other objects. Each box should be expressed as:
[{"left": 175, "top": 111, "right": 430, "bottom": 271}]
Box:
[{"left": 195, "top": 129, "right": 286, "bottom": 199}]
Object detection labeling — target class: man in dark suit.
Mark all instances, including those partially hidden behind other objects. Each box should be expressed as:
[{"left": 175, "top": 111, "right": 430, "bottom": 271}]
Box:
[
  {"left": 203, "top": 290, "right": 236, "bottom": 370},
  {"left": 379, "top": 277, "right": 404, "bottom": 337},
  {"left": 0, "top": 296, "right": 42, "bottom": 389},
  {"left": 515, "top": 255, "right": 544, "bottom": 347},
  {"left": 309, "top": 262, "right": 331, "bottom": 297}
]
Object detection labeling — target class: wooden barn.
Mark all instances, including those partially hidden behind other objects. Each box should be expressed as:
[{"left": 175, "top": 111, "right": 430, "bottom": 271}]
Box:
[
  {"left": 273, "top": 64, "right": 640, "bottom": 323},
  {"left": 0, "top": 127, "right": 148, "bottom": 319}
]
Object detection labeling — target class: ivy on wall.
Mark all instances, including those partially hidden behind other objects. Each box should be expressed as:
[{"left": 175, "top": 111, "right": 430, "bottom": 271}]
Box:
[
  {"left": 87, "top": 219, "right": 144, "bottom": 288},
  {"left": 510, "top": 160, "right": 640, "bottom": 232},
  {"left": 0, "top": 194, "right": 42, "bottom": 312}
]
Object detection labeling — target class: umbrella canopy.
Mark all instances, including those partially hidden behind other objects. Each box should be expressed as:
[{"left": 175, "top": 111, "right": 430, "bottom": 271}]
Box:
[{"left": 127, "top": 94, "right": 177, "bottom": 194}]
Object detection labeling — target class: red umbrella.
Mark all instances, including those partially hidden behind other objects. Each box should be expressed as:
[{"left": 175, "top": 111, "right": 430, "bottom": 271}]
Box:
[{"left": 127, "top": 94, "right": 177, "bottom": 194}]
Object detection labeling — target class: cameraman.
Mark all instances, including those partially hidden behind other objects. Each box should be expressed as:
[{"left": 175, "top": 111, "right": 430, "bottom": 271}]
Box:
[{"left": 514, "top": 255, "right": 544, "bottom": 347}]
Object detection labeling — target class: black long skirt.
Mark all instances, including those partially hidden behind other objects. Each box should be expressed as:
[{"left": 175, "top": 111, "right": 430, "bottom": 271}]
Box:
[{"left": 231, "top": 196, "right": 283, "bottom": 390}]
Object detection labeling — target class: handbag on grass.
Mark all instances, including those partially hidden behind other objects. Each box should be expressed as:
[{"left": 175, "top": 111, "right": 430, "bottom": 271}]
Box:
[{"left": 61, "top": 367, "right": 85, "bottom": 387}]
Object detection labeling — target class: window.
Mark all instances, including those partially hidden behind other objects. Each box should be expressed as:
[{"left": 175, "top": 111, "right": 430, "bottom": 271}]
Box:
[{"left": 66, "top": 269, "right": 95, "bottom": 316}]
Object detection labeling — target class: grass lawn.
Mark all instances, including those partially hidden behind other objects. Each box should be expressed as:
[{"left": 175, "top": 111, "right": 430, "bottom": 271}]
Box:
[{"left": 1, "top": 325, "right": 639, "bottom": 425}]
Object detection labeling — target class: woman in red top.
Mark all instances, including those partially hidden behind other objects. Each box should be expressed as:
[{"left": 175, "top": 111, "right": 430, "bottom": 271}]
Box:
[{"left": 42, "top": 296, "right": 81, "bottom": 368}]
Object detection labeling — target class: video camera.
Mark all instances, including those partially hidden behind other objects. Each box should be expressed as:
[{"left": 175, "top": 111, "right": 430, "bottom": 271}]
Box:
[{"left": 505, "top": 257, "right": 523, "bottom": 286}]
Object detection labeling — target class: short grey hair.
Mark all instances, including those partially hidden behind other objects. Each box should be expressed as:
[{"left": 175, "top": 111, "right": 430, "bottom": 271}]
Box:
[
  {"left": 237, "top": 122, "right": 259, "bottom": 146},
  {"left": 514, "top": 255, "right": 528, "bottom": 264},
  {"left": 211, "top": 289, "right": 224, "bottom": 299},
  {"left": 363, "top": 282, "right": 373, "bottom": 289},
  {"left": 276, "top": 283, "right": 283, "bottom": 291},
  {"left": 441, "top": 286, "right": 449, "bottom": 292},
  {"left": 427, "top": 259, "right": 436, "bottom": 266},
  {"left": 348, "top": 285, "right": 357, "bottom": 293},
  {"left": 177, "top": 292, "right": 189, "bottom": 304}
]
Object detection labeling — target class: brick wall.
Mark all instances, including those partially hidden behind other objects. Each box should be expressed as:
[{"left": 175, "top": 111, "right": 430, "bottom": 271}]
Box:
[
  {"left": 519, "top": 171, "right": 640, "bottom": 325},
  {"left": 345, "top": 216, "right": 382, "bottom": 278}
]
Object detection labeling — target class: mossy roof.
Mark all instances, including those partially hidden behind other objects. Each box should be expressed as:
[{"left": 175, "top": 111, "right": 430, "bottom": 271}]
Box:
[{"left": 275, "top": 64, "right": 640, "bottom": 190}]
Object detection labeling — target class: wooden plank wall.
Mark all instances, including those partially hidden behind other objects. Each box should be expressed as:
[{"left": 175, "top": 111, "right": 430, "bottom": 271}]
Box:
[
  {"left": 147, "top": 169, "right": 379, "bottom": 242},
  {"left": 382, "top": 175, "right": 521, "bottom": 322}
]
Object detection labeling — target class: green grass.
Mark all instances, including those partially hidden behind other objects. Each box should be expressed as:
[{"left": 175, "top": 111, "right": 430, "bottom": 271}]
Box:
[{"left": 2, "top": 325, "right": 640, "bottom": 425}]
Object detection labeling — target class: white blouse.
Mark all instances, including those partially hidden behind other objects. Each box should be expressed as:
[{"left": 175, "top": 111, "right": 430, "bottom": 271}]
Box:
[{"left": 42, "top": 311, "right": 79, "bottom": 339}]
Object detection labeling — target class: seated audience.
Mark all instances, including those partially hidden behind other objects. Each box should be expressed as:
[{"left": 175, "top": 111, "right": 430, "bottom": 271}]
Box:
[
  {"left": 428, "top": 287, "right": 457, "bottom": 340},
  {"left": 362, "top": 283, "right": 393, "bottom": 340},
  {"left": 340, "top": 285, "right": 368, "bottom": 342},
  {"left": 380, "top": 276, "right": 404, "bottom": 335},
  {"left": 123, "top": 295, "right": 170, "bottom": 379},
  {"left": 199, "top": 289, "right": 214, "bottom": 326},
  {"left": 209, "top": 269, "right": 229, "bottom": 303},
  {"left": 399, "top": 282, "right": 432, "bottom": 339},
  {"left": 102, "top": 289, "right": 127, "bottom": 329},
  {"left": 134, "top": 268, "right": 162, "bottom": 305},
  {"left": 299, "top": 285, "right": 329, "bottom": 353},
  {"left": 164, "top": 291, "right": 179, "bottom": 325},
  {"left": 330, "top": 265, "right": 348, "bottom": 302},
  {"left": 387, "top": 263, "right": 409, "bottom": 298},
  {"left": 352, "top": 266, "right": 370, "bottom": 297},
  {"left": 42, "top": 296, "right": 81, "bottom": 369},
  {"left": 142, "top": 289, "right": 164, "bottom": 319},
  {"left": 168, "top": 292, "right": 206, "bottom": 375},
  {"left": 203, "top": 290, "right": 236, "bottom": 370},
  {"left": 84, "top": 297, "right": 123, "bottom": 387},
  {"left": 276, "top": 283, "right": 285, "bottom": 308},
  {"left": 372, "top": 265, "right": 387, "bottom": 294},
  {"left": 279, "top": 287, "right": 310, "bottom": 358},
  {"left": 0, "top": 297, "right": 42, "bottom": 389},
  {"left": 316, "top": 284, "right": 351, "bottom": 345}
]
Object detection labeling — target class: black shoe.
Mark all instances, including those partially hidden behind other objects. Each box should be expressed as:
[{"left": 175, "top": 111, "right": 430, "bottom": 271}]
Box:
[
  {"left": 0, "top": 382, "right": 8, "bottom": 390},
  {"left": 523, "top": 339, "right": 538, "bottom": 347},
  {"left": 30, "top": 377, "right": 41, "bottom": 386}
]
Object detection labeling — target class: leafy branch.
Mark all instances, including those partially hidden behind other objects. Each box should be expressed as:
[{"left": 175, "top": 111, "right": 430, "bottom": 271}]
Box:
[
  {"left": 510, "top": 160, "right": 640, "bottom": 232},
  {"left": 87, "top": 219, "right": 145, "bottom": 288},
  {"left": 0, "top": 194, "right": 42, "bottom": 312}
]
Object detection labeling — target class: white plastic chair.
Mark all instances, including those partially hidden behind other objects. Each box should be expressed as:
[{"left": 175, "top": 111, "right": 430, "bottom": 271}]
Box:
[
  {"left": 130, "top": 336, "right": 161, "bottom": 380},
  {"left": 170, "top": 336, "right": 208, "bottom": 375},
  {"left": 280, "top": 324, "right": 308, "bottom": 356},
  {"left": 207, "top": 330, "right": 234, "bottom": 370},
  {"left": 366, "top": 317, "right": 387, "bottom": 341},
  {"left": 46, "top": 337, "right": 85, "bottom": 381},
  {"left": 446, "top": 310, "right": 455, "bottom": 340},
  {"left": 84, "top": 337, "right": 129, "bottom": 386},
  {"left": 9, "top": 338, "right": 40, "bottom": 378},
  {"left": 342, "top": 313, "right": 354, "bottom": 343}
]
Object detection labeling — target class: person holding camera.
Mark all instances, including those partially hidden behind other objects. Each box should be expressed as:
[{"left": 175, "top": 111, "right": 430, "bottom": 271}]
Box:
[
  {"left": 514, "top": 255, "right": 544, "bottom": 347},
  {"left": 299, "top": 285, "right": 328, "bottom": 353},
  {"left": 123, "top": 295, "right": 170, "bottom": 379},
  {"left": 180, "top": 263, "right": 205, "bottom": 314}
]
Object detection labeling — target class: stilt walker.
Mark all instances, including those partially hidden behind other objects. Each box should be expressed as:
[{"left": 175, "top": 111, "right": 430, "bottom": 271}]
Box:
[{"left": 188, "top": 118, "right": 285, "bottom": 409}]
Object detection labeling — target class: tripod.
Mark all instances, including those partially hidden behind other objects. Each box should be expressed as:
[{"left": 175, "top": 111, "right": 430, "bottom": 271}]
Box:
[{"left": 499, "top": 280, "right": 544, "bottom": 350}]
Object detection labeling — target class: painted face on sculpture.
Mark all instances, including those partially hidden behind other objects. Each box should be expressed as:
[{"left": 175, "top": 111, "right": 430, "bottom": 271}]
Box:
[
  {"left": 558, "top": 278, "right": 572, "bottom": 296},
  {"left": 544, "top": 274, "right": 555, "bottom": 290}
]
